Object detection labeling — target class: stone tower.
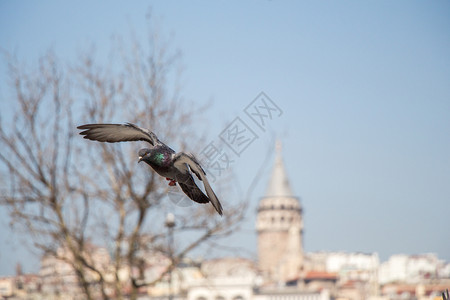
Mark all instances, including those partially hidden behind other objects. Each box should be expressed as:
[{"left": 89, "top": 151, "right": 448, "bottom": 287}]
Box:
[{"left": 256, "top": 141, "right": 304, "bottom": 283}]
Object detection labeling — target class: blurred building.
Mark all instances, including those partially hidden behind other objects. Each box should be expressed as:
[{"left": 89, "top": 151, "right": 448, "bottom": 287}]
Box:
[
  {"left": 187, "top": 258, "right": 257, "bottom": 300},
  {"left": 186, "top": 257, "right": 329, "bottom": 300},
  {"left": 0, "top": 268, "right": 41, "bottom": 299},
  {"left": 0, "top": 276, "right": 14, "bottom": 298},
  {"left": 39, "top": 244, "right": 111, "bottom": 299},
  {"left": 378, "top": 254, "right": 450, "bottom": 300},
  {"left": 379, "top": 253, "right": 449, "bottom": 284},
  {"left": 256, "top": 141, "right": 304, "bottom": 283}
]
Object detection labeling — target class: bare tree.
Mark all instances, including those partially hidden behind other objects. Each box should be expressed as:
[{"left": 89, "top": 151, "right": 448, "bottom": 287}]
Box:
[{"left": 0, "top": 20, "right": 246, "bottom": 300}]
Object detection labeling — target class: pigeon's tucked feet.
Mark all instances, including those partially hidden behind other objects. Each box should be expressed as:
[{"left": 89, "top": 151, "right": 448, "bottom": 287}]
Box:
[{"left": 166, "top": 177, "right": 177, "bottom": 186}]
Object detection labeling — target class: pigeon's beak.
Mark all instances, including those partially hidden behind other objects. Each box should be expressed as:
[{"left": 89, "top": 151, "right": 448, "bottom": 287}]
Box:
[{"left": 138, "top": 156, "right": 143, "bottom": 163}]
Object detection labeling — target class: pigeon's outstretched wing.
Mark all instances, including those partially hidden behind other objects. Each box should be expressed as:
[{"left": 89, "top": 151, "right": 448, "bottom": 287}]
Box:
[
  {"left": 77, "top": 123, "right": 160, "bottom": 146},
  {"left": 173, "top": 152, "right": 223, "bottom": 215}
]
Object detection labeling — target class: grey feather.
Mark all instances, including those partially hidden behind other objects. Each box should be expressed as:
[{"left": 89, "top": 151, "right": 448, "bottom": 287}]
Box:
[
  {"left": 77, "top": 123, "right": 160, "bottom": 145},
  {"left": 173, "top": 152, "right": 223, "bottom": 215}
]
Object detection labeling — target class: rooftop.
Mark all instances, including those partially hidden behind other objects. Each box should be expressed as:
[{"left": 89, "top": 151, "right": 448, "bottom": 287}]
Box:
[{"left": 264, "top": 141, "right": 295, "bottom": 198}]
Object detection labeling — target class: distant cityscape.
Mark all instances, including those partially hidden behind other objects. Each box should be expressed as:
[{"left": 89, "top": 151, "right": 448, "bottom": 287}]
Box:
[{"left": 0, "top": 144, "right": 448, "bottom": 300}]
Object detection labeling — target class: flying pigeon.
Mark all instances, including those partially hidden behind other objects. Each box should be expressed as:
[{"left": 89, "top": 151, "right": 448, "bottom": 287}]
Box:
[{"left": 77, "top": 123, "right": 223, "bottom": 215}]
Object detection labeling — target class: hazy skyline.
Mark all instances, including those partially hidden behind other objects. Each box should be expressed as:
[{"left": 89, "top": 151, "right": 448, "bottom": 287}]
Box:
[{"left": 1, "top": 1, "right": 449, "bottom": 276}]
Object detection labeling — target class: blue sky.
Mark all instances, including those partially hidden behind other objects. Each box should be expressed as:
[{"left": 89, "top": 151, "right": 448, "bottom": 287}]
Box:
[{"left": 1, "top": 1, "right": 449, "bottom": 275}]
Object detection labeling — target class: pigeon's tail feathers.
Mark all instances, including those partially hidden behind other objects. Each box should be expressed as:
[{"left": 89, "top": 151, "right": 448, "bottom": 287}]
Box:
[
  {"left": 201, "top": 176, "right": 223, "bottom": 215},
  {"left": 173, "top": 152, "right": 223, "bottom": 216}
]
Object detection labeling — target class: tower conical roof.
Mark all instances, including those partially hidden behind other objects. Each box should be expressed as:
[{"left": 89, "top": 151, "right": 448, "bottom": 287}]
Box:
[{"left": 264, "top": 141, "right": 294, "bottom": 198}]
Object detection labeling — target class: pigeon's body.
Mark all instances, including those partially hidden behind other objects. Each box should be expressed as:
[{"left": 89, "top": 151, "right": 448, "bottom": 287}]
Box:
[
  {"left": 139, "top": 146, "right": 176, "bottom": 177},
  {"left": 77, "top": 123, "right": 223, "bottom": 215}
]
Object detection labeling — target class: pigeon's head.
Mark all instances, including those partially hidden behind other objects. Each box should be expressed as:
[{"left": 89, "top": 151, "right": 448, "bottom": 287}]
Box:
[{"left": 138, "top": 148, "right": 152, "bottom": 163}]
